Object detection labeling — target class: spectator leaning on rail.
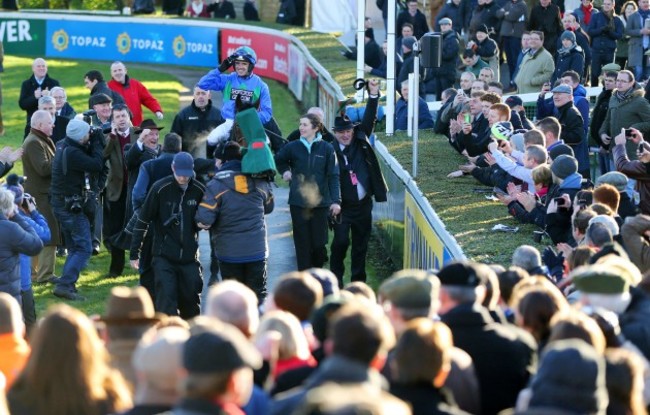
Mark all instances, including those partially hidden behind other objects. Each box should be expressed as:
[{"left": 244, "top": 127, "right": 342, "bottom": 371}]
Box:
[{"left": 198, "top": 46, "right": 273, "bottom": 145}]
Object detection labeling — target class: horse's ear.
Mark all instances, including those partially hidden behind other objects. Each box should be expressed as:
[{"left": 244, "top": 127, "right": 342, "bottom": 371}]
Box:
[{"left": 235, "top": 94, "right": 244, "bottom": 111}]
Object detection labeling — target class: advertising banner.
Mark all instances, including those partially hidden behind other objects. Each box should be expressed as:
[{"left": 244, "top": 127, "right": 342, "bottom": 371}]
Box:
[
  {"left": 0, "top": 18, "right": 45, "bottom": 55},
  {"left": 220, "top": 29, "right": 289, "bottom": 83},
  {"left": 403, "top": 192, "right": 454, "bottom": 271},
  {"left": 301, "top": 64, "right": 319, "bottom": 110},
  {"left": 45, "top": 20, "right": 218, "bottom": 67}
]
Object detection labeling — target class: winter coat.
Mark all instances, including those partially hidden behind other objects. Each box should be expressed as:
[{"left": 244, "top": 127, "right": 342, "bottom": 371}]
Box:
[
  {"left": 589, "top": 11, "right": 624, "bottom": 54},
  {"left": 171, "top": 99, "right": 225, "bottom": 158},
  {"left": 555, "top": 101, "right": 589, "bottom": 175},
  {"left": 390, "top": 383, "right": 471, "bottom": 415},
  {"left": 469, "top": 1, "right": 500, "bottom": 36},
  {"left": 620, "top": 287, "right": 650, "bottom": 361},
  {"left": 621, "top": 214, "right": 650, "bottom": 273},
  {"left": 625, "top": 10, "right": 649, "bottom": 67},
  {"left": 497, "top": 0, "right": 528, "bottom": 39},
  {"left": 274, "top": 138, "right": 341, "bottom": 208},
  {"left": 103, "top": 127, "right": 137, "bottom": 202},
  {"left": 528, "top": 3, "right": 563, "bottom": 55},
  {"left": 590, "top": 88, "right": 613, "bottom": 148},
  {"left": 18, "top": 210, "right": 49, "bottom": 291},
  {"left": 551, "top": 46, "right": 585, "bottom": 84},
  {"left": 130, "top": 176, "right": 205, "bottom": 264},
  {"left": 440, "top": 303, "right": 537, "bottom": 415},
  {"left": 88, "top": 81, "right": 125, "bottom": 108},
  {"left": 195, "top": 160, "right": 274, "bottom": 263},
  {"left": 514, "top": 47, "right": 555, "bottom": 93},
  {"left": 107, "top": 75, "right": 162, "bottom": 127},
  {"left": 397, "top": 9, "right": 431, "bottom": 39},
  {"left": 0, "top": 213, "right": 43, "bottom": 303},
  {"left": 22, "top": 128, "right": 60, "bottom": 245},
  {"left": 434, "top": 1, "right": 468, "bottom": 33},
  {"left": 600, "top": 83, "right": 650, "bottom": 158},
  {"left": 574, "top": 4, "right": 599, "bottom": 32},
  {"left": 545, "top": 173, "right": 583, "bottom": 244},
  {"left": 614, "top": 143, "right": 650, "bottom": 215},
  {"left": 395, "top": 97, "right": 435, "bottom": 131}
]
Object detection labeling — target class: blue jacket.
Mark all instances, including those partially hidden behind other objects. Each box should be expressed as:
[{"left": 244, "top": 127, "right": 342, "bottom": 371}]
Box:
[
  {"left": 395, "top": 97, "right": 435, "bottom": 131},
  {"left": 18, "top": 210, "right": 50, "bottom": 291},
  {"left": 197, "top": 69, "right": 273, "bottom": 124},
  {"left": 551, "top": 46, "right": 585, "bottom": 84},
  {"left": 0, "top": 213, "right": 43, "bottom": 303},
  {"left": 588, "top": 12, "right": 624, "bottom": 52}
]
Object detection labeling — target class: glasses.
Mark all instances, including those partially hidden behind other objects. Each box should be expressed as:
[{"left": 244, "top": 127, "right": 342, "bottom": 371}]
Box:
[{"left": 616, "top": 79, "right": 630, "bottom": 83}]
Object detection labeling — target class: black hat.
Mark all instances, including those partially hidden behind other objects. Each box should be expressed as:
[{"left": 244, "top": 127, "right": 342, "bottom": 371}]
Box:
[
  {"left": 89, "top": 93, "right": 112, "bottom": 107},
  {"left": 213, "top": 141, "right": 242, "bottom": 162},
  {"left": 139, "top": 119, "right": 165, "bottom": 131},
  {"left": 548, "top": 144, "right": 574, "bottom": 161},
  {"left": 437, "top": 261, "right": 489, "bottom": 287},
  {"left": 332, "top": 115, "right": 357, "bottom": 132},
  {"left": 183, "top": 324, "right": 262, "bottom": 373},
  {"left": 551, "top": 154, "right": 578, "bottom": 179},
  {"left": 476, "top": 24, "right": 490, "bottom": 35}
]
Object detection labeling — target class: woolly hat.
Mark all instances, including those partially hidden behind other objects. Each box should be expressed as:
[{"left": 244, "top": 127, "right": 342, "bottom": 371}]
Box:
[
  {"left": 595, "top": 171, "right": 628, "bottom": 193},
  {"left": 491, "top": 121, "right": 513, "bottom": 141},
  {"left": 560, "top": 30, "right": 576, "bottom": 44},
  {"left": 505, "top": 95, "right": 523, "bottom": 108},
  {"left": 550, "top": 154, "right": 578, "bottom": 179},
  {"left": 476, "top": 24, "right": 489, "bottom": 35},
  {"left": 439, "top": 17, "right": 452, "bottom": 26},
  {"left": 548, "top": 144, "right": 574, "bottom": 161},
  {"left": 402, "top": 36, "right": 417, "bottom": 50},
  {"left": 528, "top": 339, "right": 607, "bottom": 414},
  {"left": 437, "top": 261, "right": 489, "bottom": 287},
  {"left": 572, "top": 265, "right": 629, "bottom": 294},
  {"left": 66, "top": 119, "right": 91, "bottom": 142},
  {"left": 4, "top": 174, "right": 24, "bottom": 204}
]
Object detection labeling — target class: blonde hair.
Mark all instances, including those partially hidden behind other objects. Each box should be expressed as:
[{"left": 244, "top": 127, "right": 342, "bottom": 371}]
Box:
[{"left": 255, "top": 310, "right": 311, "bottom": 360}]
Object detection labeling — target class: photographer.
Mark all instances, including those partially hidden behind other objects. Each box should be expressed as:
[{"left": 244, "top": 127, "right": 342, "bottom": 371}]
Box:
[
  {"left": 49, "top": 119, "right": 105, "bottom": 301},
  {"left": 129, "top": 152, "right": 205, "bottom": 318},
  {"left": 613, "top": 127, "right": 650, "bottom": 215}
]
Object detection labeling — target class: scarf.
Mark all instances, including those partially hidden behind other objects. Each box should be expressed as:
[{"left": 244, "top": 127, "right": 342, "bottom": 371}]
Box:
[
  {"left": 557, "top": 42, "right": 576, "bottom": 57},
  {"left": 190, "top": 1, "right": 204, "bottom": 14},
  {"left": 581, "top": 4, "right": 594, "bottom": 25},
  {"left": 615, "top": 85, "right": 636, "bottom": 101}
]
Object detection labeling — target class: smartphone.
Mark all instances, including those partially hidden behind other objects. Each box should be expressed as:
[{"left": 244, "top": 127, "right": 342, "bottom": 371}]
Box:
[
  {"left": 464, "top": 113, "right": 471, "bottom": 124},
  {"left": 640, "top": 142, "right": 650, "bottom": 153},
  {"left": 626, "top": 128, "right": 634, "bottom": 138},
  {"left": 553, "top": 197, "right": 565, "bottom": 206}
]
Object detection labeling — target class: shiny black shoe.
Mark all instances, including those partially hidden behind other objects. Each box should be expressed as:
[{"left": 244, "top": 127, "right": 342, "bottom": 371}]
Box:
[
  {"left": 53, "top": 288, "right": 86, "bottom": 301},
  {"left": 92, "top": 245, "right": 100, "bottom": 256},
  {"left": 56, "top": 247, "right": 67, "bottom": 257}
]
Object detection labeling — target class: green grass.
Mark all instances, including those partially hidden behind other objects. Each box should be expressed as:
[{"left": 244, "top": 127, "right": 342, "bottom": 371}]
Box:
[
  {"left": 4, "top": 55, "right": 302, "bottom": 316},
  {"left": 380, "top": 131, "right": 547, "bottom": 267}
]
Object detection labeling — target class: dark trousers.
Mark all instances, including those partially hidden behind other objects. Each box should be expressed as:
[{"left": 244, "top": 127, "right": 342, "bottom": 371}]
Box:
[
  {"left": 591, "top": 49, "right": 616, "bottom": 87},
  {"left": 503, "top": 36, "right": 522, "bottom": 85},
  {"left": 152, "top": 256, "right": 203, "bottom": 319},
  {"left": 20, "top": 288, "right": 36, "bottom": 332},
  {"left": 53, "top": 202, "right": 92, "bottom": 292},
  {"left": 219, "top": 259, "right": 267, "bottom": 304},
  {"left": 139, "top": 232, "right": 155, "bottom": 303},
  {"left": 290, "top": 205, "right": 329, "bottom": 271},
  {"left": 330, "top": 198, "right": 373, "bottom": 286},
  {"left": 104, "top": 187, "right": 127, "bottom": 275}
]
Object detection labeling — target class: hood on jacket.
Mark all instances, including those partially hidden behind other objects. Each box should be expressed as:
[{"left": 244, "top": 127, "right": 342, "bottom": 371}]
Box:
[{"left": 559, "top": 172, "right": 583, "bottom": 190}]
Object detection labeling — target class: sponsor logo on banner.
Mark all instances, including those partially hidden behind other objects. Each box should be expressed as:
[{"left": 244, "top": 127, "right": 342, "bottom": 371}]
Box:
[
  {"left": 0, "top": 18, "right": 46, "bottom": 54},
  {"left": 221, "top": 29, "right": 289, "bottom": 83},
  {"left": 403, "top": 192, "right": 452, "bottom": 270},
  {"left": 45, "top": 20, "right": 218, "bottom": 67}
]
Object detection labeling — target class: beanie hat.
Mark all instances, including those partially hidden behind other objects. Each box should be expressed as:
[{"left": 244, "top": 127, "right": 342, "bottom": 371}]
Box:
[
  {"left": 491, "top": 121, "right": 513, "bottom": 141},
  {"left": 549, "top": 144, "right": 574, "bottom": 161},
  {"left": 66, "top": 119, "right": 91, "bottom": 142},
  {"left": 589, "top": 215, "right": 620, "bottom": 237},
  {"left": 4, "top": 174, "right": 24, "bottom": 204},
  {"left": 505, "top": 95, "right": 523, "bottom": 108},
  {"left": 595, "top": 171, "right": 628, "bottom": 193},
  {"left": 550, "top": 154, "right": 578, "bottom": 179},
  {"left": 560, "top": 30, "right": 576, "bottom": 44},
  {"left": 476, "top": 24, "right": 489, "bottom": 35},
  {"left": 402, "top": 36, "right": 416, "bottom": 51},
  {"left": 528, "top": 339, "right": 607, "bottom": 414}
]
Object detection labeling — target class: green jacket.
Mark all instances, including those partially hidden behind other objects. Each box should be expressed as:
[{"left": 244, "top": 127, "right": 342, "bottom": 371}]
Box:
[
  {"left": 599, "top": 83, "right": 650, "bottom": 159},
  {"left": 514, "top": 47, "right": 555, "bottom": 94}
]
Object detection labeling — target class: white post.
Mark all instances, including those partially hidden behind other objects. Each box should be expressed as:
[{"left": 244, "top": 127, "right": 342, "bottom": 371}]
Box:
[
  {"left": 412, "top": 41, "right": 420, "bottom": 178},
  {"left": 386, "top": 0, "right": 396, "bottom": 135},
  {"left": 407, "top": 73, "right": 414, "bottom": 137},
  {"left": 356, "top": 0, "right": 366, "bottom": 103}
]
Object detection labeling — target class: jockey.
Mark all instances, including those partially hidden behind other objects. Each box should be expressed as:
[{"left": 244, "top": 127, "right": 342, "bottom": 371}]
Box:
[{"left": 197, "top": 46, "right": 273, "bottom": 145}]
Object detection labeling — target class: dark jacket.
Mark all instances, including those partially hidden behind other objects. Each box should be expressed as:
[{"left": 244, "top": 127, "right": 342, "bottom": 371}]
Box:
[
  {"left": 545, "top": 173, "right": 583, "bottom": 244},
  {"left": 271, "top": 355, "right": 387, "bottom": 415},
  {"left": 244, "top": 1, "right": 260, "bottom": 20},
  {"left": 130, "top": 175, "right": 205, "bottom": 264},
  {"left": 555, "top": 101, "right": 589, "bottom": 175},
  {"left": 588, "top": 11, "right": 624, "bottom": 52},
  {"left": 528, "top": 3, "right": 563, "bottom": 55},
  {"left": 590, "top": 88, "right": 613, "bottom": 148},
  {"left": 18, "top": 73, "right": 60, "bottom": 136},
  {"left": 195, "top": 160, "right": 274, "bottom": 263},
  {"left": 287, "top": 127, "right": 335, "bottom": 144},
  {"left": 390, "top": 383, "right": 470, "bottom": 415},
  {"left": 439, "top": 30, "right": 461, "bottom": 79},
  {"left": 469, "top": 0, "right": 500, "bottom": 36},
  {"left": 0, "top": 213, "right": 43, "bottom": 303},
  {"left": 457, "top": 114, "right": 490, "bottom": 156},
  {"left": 555, "top": 28, "right": 592, "bottom": 67},
  {"left": 441, "top": 303, "right": 537, "bottom": 415},
  {"left": 275, "top": 0, "right": 295, "bottom": 24},
  {"left": 88, "top": 81, "right": 125, "bottom": 108},
  {"left": 209, "top": 0, "right": 236, "bottom": 18},
  {"left": 171, "top": 99, "right": 225, "bottom": 158},
  {"left": 395, "top": 97, "right": 435, "bottom": 131},
  {"left": 620, "top": 287, "right": 650, "bottom": 361},
  {"left": 50, "top": 136, "right": 105, "bottom": 198},
  {"left": 434, "top": 1, "right": 468, "bottom": 33},
  {"left": 333, "top": 96, "right": 388, "bottom": 205},
  {"left": 614, "top": 143, "right": 650, "bottom": 215},
  {"left": 274, "top": 138, "right": 341, "bottom": 208},
  {"left": 397, "top": 9, "right": 430, "bottom": 39},
  {"left": 124, "top": 141, "right": 159, "bottom": 216},
  {"left": 497, "top": 0, "right": 528, "bottom": 39},
  {"left": 551, "top": 46, "right": 585, "bottom": 85}
]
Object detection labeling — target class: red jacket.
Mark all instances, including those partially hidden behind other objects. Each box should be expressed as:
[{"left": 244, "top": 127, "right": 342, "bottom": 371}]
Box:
[{"left": 108, "top": 75, "right": 162, "bottom": 127}]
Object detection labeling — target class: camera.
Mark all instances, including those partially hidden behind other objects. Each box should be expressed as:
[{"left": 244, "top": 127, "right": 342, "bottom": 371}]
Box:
[
  {"left": 81, "top": 109, "right": 112, "bottom": 135},
  {"left": 64, "top": 195, "right": 85, "bottom": 214}
]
